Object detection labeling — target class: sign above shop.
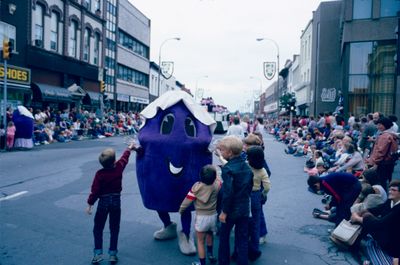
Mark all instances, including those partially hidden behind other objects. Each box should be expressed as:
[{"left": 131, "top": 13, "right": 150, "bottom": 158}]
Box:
[
  {"left": 130, "top": 96, "right": 149, "bottom": 104},
  {"left": 0, "top": 63, "right": 31, "bottom": 85},
  {"left": 264, "top": 102, "right": 278, "bottom": 113}
]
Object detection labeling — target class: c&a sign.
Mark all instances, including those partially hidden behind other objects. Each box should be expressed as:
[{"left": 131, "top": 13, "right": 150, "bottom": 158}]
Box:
[{"left": 0, "top": 63, "right": 31, "bottom": 85}]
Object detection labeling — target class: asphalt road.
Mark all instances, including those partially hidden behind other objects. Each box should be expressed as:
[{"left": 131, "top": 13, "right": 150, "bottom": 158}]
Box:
[{"left": 0, "top": 134, "right": 363, "bottom": 265}]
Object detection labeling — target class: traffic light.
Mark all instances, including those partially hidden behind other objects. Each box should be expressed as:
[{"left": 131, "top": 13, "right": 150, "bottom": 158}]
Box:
[
  {"left": 2, "top": 39, "right": 13, "bottom": 60},
  {"left": 288, "top": 98, "right": 296, "bottom": 113},
  {"left": 100, "top": 80, "right": 105, "bottom": 93}
]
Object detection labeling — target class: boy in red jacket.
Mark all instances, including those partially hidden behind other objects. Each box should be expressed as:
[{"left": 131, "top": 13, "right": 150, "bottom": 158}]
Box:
[{"left": 86, "top": 143, "right": 136, "bottom": 264}]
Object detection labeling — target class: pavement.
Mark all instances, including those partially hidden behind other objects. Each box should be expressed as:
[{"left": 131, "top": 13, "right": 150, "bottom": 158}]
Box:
[{"left": 0, "top": 133, "right": 368, "bottom": 265}]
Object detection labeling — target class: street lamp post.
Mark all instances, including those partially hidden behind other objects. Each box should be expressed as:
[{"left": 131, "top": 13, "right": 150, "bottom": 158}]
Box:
[
  {"left": 256, "top": 37, "right": 280, "bottom": 113},
  {"left": 249, "top": 76, "right": 262, "bottom": 115},
  {"left": 249, "top": 76, "right": 262, "bottom": 99},
  {"left": 195, "top": 75, "right": 208, "bottom": 102},
  {"left": 157, "top": 37, "right": 180, "bottom": 98}
]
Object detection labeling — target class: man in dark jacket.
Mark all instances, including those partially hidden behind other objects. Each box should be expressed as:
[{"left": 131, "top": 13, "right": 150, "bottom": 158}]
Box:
[
  {"left": 217, "top": 136, "right": 253, "bottom": 265},
  {"left": 351, "top": 180, "right": 400, "bottom": 260},
  {"left": 308, "top": 172, "right": 361, "bottom": 226},
  {"left": 359, "top": 113, "right": 377, "bottom": 155}
]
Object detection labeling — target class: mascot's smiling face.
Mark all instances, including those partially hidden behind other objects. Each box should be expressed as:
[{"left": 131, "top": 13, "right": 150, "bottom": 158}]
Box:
[{"left": 136, "top": 101, "right": 213, "bottom": 212}]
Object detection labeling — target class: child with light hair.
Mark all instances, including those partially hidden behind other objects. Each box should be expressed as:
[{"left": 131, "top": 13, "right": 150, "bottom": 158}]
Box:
[{"left": 216, "top": 135, "right": 253, "bottom": 265}]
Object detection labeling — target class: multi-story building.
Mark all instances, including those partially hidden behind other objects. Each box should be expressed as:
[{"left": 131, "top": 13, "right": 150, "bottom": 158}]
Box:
[
  {"left": 263, "top": 81, "right": 278, "bottom": 117},
  {"left": 287, "top": 55, "right": 299, "bottom": 94},
  {"left": 340, "top": 0, "right": 400, "bottom": 117},
  {"left": 310, "top": 1, "right": 342, "bottom": 116},
  {"left": 103, "top": 0, "right": 118, "bottom": 109},
  {"left": 1, "top": 0, "right": 105, "bottom": 111},
  {"left": 297, "top": 19, "right": 313, "bottom": 115},
  {"left": 115, "top": 0, "right": 150, "bottom": 111},
  {"left": 278, "top": 59, "right": 292, "bottom": 98},
  {"left": 1, "top": 0, "right": 152, "bottom": 113},
  {"left": 308, "top": 0, "right": 400, "bottom": 117}
]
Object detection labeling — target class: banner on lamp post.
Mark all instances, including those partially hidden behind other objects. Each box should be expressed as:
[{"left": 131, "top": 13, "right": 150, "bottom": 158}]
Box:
[
  {"left": 263, "top": 62, "right": 276, "bottom": 80},
  {"left": 161, "top": 61, "right": 174, "bottom": 79}
]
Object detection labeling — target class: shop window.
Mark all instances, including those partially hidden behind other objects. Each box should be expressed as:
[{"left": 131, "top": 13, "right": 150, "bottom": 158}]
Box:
[{"left": 348, "top": 41, "right": 396, "bottom": 116}]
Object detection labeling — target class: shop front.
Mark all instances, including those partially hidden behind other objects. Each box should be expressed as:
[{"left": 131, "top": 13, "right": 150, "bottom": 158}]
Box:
[
  {"left": 130, "top": 96, "right": 149, "bottom": 112},
  {"left": 0, "top": 64, "right": 32, "bottom": 111},
  {"left": 264, "top": 102, "right": 278, "bottom": 118},
  {"left": 115, "top": 94, "right": 149, "bottom": 112},
  {"left": 31, "top": 83, "right": 72, "bottom": 110},
  {"left": 82, "top": 91, "right": 103, "bottom": 111}
]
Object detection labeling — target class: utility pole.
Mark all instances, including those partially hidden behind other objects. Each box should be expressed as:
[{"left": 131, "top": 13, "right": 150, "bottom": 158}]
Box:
[{"left": 2, "top": 39, "right": 12, "bottom": 150}]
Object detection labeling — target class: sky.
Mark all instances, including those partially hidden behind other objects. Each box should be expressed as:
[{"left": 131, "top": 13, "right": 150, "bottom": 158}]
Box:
[{"left": 129, "top": 0, "right": 324, "bottom": 112}]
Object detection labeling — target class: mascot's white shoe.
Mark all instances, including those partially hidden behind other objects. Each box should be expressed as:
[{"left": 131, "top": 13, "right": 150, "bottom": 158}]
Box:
[
  {"left": 178, "top": 231, "right": 196, "bottom": 255},
  {"left": 153, "top": 222, "right": 177, "bottom": 240}
]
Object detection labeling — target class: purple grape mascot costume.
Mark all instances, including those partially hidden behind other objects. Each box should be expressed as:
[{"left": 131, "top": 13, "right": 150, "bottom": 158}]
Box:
[
  {"left": 12, "top": 106, "right": 34, "bottom": 149},
  {"left": 136, "top": 91, "right": 216, "bottom": 255}
]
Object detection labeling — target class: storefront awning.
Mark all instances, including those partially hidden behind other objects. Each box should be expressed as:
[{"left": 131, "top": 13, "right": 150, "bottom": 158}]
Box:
[
  {"left": 83, "top": 91, "right": 102, "bottom": 105},
  {"left": 68, "top": 83, "right": 86, "bottom": 97},
  {"left": 0, "top": 82, "right": 31, "bottom": 93},
  {"left": 31, "top": 83, "right": 72, "bottom": 102}
]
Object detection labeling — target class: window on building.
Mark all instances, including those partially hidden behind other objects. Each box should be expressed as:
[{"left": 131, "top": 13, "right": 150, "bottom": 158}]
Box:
[
  {"left": 381, "top": 0, "right": 400, "bottom": 17},
  {"left": 117, "top": 64, "right": 149, "bottom": 87},
  {"left": 50, "top": 12, "right": 59, "bottom": 52},
  {"left": 348, "top": 41, "right": 396, "bottom": 116},
  {"left": 34, "top": 4, "right": 44, "bottom": 47},
  {"left": 0, "top": 22, "right": 16, "bottom": 51},
  {"left": 349, "top": 42, "right": 371, "bottom": 74},
  {"left": 105, "top": 74, "right": 115, "bottom": 85},
  {"left": 94, "top": 33, "right": 100, "bottom": 65},
  {"left": 118, "top": 30, "right": 150, "bottom": 59},
  {"left": 105, "top": 57, "right": 115, "bottom": 69},
  {"left": 83, "top": 28, "right": 90, "bottom": 62},
  {"left": 84, "top": 0, "right": 91, "bottom": 10},
  {"left": 94, "top": 0, "right": 100, "bottom": 11},
  {"left": 353, "top": 0, "right": 372, "bottom": 19},
  {"left": 68, "top": 21, "right": 78, "bottom": 58}
]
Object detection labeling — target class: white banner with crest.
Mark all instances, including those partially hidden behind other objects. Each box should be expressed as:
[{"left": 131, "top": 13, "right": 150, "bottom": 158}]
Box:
[
  {"left": 263, "top": 62, "right": 276, "bottom": 80},
  {"left": 161, "top": 61, "right": 174, "bottom": 79}
]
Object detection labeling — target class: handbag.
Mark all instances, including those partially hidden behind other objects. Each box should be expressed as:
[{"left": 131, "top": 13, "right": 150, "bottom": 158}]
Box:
[{"left": 330, "top": 219, "right": 361, "bottom": 246}]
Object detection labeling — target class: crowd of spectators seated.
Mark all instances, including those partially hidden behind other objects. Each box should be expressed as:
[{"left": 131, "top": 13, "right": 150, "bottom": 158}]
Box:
[
  {"left": 267, "top": 111, "right": 399, "bottom": 265},
  {"left": 1, "top": 106, "right": 141, "bottom": 149}
]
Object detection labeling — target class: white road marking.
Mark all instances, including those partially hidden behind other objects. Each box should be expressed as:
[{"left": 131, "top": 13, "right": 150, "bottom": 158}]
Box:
[{"left": 0, "top": 191, "right": 28, "bottom": 201}]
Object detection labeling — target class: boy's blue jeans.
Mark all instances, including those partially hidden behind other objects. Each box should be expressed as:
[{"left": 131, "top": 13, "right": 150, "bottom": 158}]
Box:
[
  {"left": 259, "top": 209, "right": 268, "bottom": 237},
  {"left": 93, "top": 194, "right": 121, "bottom": 255},
  {"left": 249, "top": 191, "right": 262, "bottom": 253},
  {"left": 218, "top": 217, "right": 249, "bottom": 265}
]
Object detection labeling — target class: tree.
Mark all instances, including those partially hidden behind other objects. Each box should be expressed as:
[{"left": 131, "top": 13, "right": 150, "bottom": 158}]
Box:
[{"left": 279, "top": 92, "right": 296, "bottom": 113}]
